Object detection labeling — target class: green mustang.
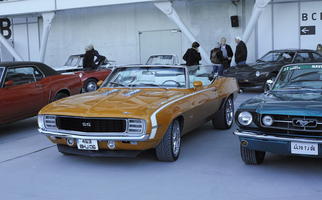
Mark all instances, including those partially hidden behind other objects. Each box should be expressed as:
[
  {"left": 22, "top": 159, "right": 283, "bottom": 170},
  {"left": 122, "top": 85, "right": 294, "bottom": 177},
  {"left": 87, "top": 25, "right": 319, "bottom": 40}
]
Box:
[{"left": 234, "top": 63, "right": 322, "bottom": 164}]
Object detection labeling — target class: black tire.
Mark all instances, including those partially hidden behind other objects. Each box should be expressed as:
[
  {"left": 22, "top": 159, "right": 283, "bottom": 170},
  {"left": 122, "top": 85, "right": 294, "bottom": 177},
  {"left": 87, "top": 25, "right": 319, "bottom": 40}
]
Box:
[
  {"left": 84, "top": 78, "right": 98, "bottom": 92},
  {"left": 155, "top": 120, "right": 181, "bottom": 162},
  {"left": 53, "top": 92, "right": 69, "bottom": 101},
  {"left": 240, "top": 145, "right": 265, "bottom": 165},
  {"left": 57, "top": 145, "right": 73, "bottom": 156},
  {"left": 212, "top": 97, "right": 234, "bottom": 129}
]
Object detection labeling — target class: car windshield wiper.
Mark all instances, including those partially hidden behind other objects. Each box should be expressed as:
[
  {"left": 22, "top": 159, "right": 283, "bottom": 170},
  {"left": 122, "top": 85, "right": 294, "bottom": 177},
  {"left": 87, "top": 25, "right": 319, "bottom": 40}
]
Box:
[
  {"left": 130, "top": 83, "right": 168, "bottom": 90},
  {"left": 109, "top": 81, "right": 127, "bottom": 87}
]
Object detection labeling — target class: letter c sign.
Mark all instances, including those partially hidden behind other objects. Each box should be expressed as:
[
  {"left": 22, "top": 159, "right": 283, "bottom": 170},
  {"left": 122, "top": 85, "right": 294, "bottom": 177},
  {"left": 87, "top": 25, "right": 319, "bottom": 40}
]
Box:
[{"left": 0, "top": 18, "right": 12, "bottom": 39}]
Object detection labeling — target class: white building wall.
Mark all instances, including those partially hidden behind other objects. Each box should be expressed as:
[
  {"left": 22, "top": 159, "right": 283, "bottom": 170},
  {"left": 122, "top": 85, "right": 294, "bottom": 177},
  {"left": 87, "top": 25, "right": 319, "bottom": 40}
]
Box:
[
  {"left": 44, "top": 1, "right": 248, "bottom": 68},
  {"left": 257, "top": 0, "right": 322, "bottom": 59}
]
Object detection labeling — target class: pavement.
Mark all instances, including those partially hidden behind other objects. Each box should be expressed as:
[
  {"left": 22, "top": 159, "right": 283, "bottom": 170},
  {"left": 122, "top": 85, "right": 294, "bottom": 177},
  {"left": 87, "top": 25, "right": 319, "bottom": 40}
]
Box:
[{"left": 1, "top": 92, "right": 322, "bottom": 200}]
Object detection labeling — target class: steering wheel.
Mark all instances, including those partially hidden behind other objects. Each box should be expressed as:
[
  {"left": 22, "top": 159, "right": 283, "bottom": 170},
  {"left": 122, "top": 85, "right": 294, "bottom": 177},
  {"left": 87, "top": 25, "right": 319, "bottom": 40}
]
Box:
[{"left": 161, "top": 80, "right": 181, "bottom": 87}]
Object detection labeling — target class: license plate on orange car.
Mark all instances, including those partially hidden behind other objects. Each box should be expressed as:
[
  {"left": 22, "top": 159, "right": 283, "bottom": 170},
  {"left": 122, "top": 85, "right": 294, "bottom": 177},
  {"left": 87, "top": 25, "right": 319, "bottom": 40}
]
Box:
[
  {"left": 291, "top": 142, "right": 318, "bottom": 155},
  {"left": 77, "top": 139, "right": 98, "bottom": 151}
]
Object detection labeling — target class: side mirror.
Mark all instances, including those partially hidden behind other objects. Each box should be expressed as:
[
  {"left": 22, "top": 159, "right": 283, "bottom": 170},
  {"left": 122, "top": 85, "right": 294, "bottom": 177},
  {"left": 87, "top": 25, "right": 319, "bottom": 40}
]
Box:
[
  {"left": 265, "top": 79, "right": 274, "bottom": 92},
  {"left": 97, "top": 80, "right": 104, "bottom": 87},
  {"left": 4, "top": 80, "right": 14, "bottom": 87},
  {"left": 193, "top": 81, "right": 203, "bottom": 89}
]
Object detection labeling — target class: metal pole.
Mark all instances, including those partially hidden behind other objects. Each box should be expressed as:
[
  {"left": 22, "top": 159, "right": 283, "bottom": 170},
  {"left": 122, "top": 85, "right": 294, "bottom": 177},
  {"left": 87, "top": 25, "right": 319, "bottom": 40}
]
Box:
[
  {"left": 0, "top": 33, "right": 23, "bottom": 61},
  {"left": 39, "top": 12, "right": 55, "bottom": 62},
  {"left": 155, "top": 2, "right": 211, "bottom": 65},
  {"left": 242, "top": 0, "right": 271, "bottom": 43}
]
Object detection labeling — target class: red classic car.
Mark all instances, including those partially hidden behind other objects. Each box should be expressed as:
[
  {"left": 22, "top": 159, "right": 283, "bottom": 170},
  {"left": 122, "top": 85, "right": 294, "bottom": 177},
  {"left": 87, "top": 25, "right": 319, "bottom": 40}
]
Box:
[
  {"left": 0, "top": 62, "right": 82, "bottom": 125},
  {"left": 55, "top": 55, "right": 113, "bottom": 92}
]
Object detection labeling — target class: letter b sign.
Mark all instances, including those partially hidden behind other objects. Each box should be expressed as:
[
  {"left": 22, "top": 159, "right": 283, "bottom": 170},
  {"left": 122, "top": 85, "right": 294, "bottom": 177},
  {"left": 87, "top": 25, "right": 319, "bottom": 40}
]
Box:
[{"left": 0, "top": 18, "right": 12, "bottom": 39}]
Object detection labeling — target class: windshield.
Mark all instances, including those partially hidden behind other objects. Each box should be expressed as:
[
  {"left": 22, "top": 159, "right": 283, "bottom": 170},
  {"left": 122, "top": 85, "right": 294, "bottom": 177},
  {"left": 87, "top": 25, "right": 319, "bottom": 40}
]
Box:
[
  {"left": 188, "top": 65, "right": 218, "bottom": 87},
  {"left": 102, "top": 66, "right": 187, "bottom": 88},
  {"left": 273, "top": 65, "right": 322, "bottom": 90},
  {"left": 259, "top": 51, "right": 295, "bottom": 62},
  {"left": 65, "top": 56, "right": 82, "bottom": 67},
  {"left": 146, "top": 55, "right": 176, "bottom": 65}
]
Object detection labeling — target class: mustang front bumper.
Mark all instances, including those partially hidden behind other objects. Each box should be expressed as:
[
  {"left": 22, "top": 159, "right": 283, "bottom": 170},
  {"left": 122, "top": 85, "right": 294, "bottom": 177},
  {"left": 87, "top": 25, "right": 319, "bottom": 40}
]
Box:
[{"left": 234, "top": 130, "right": 322, "bottom": 156}]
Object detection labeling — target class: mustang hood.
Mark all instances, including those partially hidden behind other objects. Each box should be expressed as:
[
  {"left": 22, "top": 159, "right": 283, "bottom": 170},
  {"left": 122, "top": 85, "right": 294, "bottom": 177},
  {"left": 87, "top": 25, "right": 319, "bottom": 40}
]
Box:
[
  {"left": 40, "top": 88, "right": 188, "bottom": 118},
  {"left": 240, "top": 91, "right": 322, "bottom": 116}
]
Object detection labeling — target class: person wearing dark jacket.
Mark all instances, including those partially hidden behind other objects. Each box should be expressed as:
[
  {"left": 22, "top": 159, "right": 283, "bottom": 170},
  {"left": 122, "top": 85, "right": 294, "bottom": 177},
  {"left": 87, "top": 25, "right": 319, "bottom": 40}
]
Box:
[
  {"left": 183, "top": 42, "right": 202, "bottom": 66},
  {"left": 83, "top": 44, "right": 101, "bottom": 70},
  {"left": 220, "top": 37, "right": 233, "bottom": 69},
  {"left": 234, "top": 36, "right": 247, "bottom": 65},
  {"left": 210, "top": 45, "right": 224, "bottom": 75}
]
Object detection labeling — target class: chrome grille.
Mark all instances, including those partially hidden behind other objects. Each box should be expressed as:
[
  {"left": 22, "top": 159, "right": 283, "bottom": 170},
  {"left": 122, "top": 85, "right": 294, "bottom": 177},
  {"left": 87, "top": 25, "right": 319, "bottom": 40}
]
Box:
[
  {"left": 44, "top": 115, "right": 57, "bottom": 129},
  {"left": 260, "top": 114, "right": 322, "bottom": 136}
]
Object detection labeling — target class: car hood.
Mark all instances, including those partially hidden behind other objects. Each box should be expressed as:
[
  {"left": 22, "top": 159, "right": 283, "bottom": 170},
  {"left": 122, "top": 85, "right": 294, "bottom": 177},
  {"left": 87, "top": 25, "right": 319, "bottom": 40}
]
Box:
[
  {"left": 225, "top": 61, "right": 280, "bottom": 75},
  {"left": 239, "top": 91, "right": 322, "bottom": 116},
  {"left": 39, "top": 88, "right": 189, "bottom": 119}
]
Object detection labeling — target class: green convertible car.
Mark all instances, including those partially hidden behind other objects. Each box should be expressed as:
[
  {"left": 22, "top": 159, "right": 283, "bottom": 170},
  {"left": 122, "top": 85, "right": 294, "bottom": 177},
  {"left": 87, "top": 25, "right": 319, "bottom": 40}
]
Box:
[{"left": 234, "top": 63, "right": 322, "bottom": 164}]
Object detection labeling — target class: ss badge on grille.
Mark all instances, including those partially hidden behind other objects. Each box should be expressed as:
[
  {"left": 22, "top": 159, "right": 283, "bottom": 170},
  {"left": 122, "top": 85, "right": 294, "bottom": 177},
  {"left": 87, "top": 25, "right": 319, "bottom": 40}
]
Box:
[
  {"left": 292, "top": 119, "right": 317, "bottom": 128},
  {"left": 82, "top": 122, "right": 92, "bottom": 127}
]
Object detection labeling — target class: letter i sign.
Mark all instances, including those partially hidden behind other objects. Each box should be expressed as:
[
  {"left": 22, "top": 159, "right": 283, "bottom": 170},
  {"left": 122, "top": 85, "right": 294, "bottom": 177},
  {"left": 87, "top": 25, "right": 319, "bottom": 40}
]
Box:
[{"left": 0, "top": 18, "right": 12, "bottom": 39}]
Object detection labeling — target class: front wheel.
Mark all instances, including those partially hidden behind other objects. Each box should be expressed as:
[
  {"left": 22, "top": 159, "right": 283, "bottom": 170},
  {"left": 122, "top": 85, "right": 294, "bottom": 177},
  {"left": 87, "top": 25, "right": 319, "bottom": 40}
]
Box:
[
  {"left": 53, "top": 92, "right": 69, "bottom": 101},
  {"left": 240, "top": 145, "right": 265, "bottom": 165},
  {"left": 155, "top": 120, "right": 181, "bottom": 162},
  {"left": 212, "top": 97, "right": 234, "bottom": 129}
]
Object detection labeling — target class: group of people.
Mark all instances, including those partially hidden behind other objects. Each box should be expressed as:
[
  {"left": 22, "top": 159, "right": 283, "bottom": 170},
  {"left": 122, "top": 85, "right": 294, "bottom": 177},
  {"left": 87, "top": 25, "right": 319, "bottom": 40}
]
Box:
[{"left": 183, "top": 36, "right": 248, "bottom": 75}]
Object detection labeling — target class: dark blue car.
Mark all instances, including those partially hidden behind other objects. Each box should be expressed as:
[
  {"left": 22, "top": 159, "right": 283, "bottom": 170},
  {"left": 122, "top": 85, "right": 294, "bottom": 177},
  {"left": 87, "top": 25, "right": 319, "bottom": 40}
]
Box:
[{"left": 234, "top": 63, "right": 322, "bottom": 164}]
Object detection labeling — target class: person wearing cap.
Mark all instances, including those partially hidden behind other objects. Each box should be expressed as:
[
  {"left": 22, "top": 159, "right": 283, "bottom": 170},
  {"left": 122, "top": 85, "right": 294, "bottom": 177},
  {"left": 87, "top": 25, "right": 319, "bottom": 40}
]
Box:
[
  {"left": 234, "top": 36, "right": 247, "bottom": 65},
  {"left": 83, "top": 44, "right": 101, "bottom": 70},
  {"left": 183, "top": 42, "right": 202, "bottom": 66},
  {"left": 220, "top": 37, "right": 233, "bottom": 69}
]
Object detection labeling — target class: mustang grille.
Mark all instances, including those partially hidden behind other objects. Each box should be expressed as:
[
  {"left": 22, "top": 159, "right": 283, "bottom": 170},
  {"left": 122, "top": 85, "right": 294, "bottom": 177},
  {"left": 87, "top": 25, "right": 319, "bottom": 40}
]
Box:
[
  {"left": 260, "top": 114, "right": 322, "bottom": 137},
  {"left": 56, "top": 117, "right": 127, "bottom": 133}
]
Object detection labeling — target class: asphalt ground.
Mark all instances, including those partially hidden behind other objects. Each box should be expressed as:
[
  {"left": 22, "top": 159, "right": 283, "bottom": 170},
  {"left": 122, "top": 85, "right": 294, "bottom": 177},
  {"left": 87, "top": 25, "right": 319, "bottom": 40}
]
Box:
[{"left": 0, "top": 92, "right": 322, "bottom": 200}]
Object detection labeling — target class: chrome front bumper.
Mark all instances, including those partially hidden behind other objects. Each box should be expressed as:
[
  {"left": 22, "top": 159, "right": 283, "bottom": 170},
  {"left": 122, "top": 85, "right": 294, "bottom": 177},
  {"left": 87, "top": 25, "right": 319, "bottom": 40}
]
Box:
[
  {"left": 234, "top": 130, "right": 322, "bottom": 144},
  {"left": 39, "top": 129, "right": 150, "bottom": 141}
]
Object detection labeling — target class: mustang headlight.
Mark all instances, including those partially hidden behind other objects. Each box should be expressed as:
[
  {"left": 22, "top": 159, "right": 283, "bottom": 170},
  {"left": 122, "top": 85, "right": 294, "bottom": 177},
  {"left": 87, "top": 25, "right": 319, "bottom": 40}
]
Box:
[
  {"left": 238, "top": 112, "right": 253, "bottom": 126},
  {"left": 255, "top": 71, "right": 261, "bottom": 77},
  {"left": 262, "top": 115, "right": 273, "bottom": 126},
  {"left": 38, "top": 115, "right": 57, "bottom": 130}
]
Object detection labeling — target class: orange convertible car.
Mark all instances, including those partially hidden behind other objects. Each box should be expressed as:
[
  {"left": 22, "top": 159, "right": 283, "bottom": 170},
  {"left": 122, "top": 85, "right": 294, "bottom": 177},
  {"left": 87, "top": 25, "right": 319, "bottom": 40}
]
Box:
[{"left": 38, "top": 65, "right": 238, "bottom": 161}]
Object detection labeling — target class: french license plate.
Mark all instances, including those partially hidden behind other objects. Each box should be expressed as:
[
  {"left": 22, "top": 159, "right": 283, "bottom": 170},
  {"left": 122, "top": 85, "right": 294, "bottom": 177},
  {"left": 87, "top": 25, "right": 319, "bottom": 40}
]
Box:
[
  {"left": 77, "top": 139, "right": 98, "bottom": 151},
  {"left": 291, "top": 142, "right": 318, "bottom": 155}
]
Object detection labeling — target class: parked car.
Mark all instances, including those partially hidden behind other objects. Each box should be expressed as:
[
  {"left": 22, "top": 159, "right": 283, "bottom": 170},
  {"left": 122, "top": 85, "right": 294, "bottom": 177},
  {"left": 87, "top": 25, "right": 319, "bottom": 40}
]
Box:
[
  {"left": 38, "top": 65, "right": 239, "bottom": 161},
  {"left": 234, "top": 63, "right": 322, "bottom": 164},
  {"left": 224, "top": 49, "right": 322, "bottom": 90},
  {"left": 0, "top": 62, "right": 82, "bottom": 125},
  {"left": 55, "top": 54, "right": 113, "bottom": 92},
  {"left": 146, "top": 54, "right": 180, "bottom": 65}
]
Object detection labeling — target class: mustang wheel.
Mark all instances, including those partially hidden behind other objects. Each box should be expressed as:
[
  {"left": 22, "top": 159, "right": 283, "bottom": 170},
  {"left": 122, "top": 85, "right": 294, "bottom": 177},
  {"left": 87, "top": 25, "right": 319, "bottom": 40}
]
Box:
[
  {"left": 212, "top": 97, "right": 234, "bottom": 129},
  {"left": 84, "top": 79, "right": 98, "bottom": 92},
  {"left": 155, "top": 120, "right": 181, "bottom": 162},
  {"left": 240, "top": 145, "right": 265, "bottom": 165}
]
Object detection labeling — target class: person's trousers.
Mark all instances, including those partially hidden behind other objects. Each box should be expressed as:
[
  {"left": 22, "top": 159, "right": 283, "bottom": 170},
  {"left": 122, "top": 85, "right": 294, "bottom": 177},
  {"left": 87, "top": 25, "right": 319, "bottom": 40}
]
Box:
[
  {"left": 237, "top": 61, "right": 246, "bottom": 65},
  {"left": 213, "top": 64, "right": 224, "bottom": 76}
]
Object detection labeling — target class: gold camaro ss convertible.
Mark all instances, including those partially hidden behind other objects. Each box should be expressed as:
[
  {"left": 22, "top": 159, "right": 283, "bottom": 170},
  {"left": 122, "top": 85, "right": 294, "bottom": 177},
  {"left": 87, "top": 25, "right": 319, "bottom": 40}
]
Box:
[{"left": 38, "top": 65, "right": 238, "bottom": 161}]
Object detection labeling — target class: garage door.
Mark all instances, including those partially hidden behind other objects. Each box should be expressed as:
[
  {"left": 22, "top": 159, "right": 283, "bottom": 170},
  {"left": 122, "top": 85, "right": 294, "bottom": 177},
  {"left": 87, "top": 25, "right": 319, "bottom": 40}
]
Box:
[{"left": 139, "top": 29, "right": 182, "bottom": 64}]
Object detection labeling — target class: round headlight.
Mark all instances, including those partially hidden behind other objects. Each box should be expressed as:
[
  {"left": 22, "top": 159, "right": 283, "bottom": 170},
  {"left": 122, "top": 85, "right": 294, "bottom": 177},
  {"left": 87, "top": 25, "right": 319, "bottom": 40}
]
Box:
[
  {"left": 262, "top": 115, "right": 273, "bottom": 126},
  {"left": 255, "top": 71, "right": 260, "bottom": 77},
  {"left": 238, "top": 112, "right": 253, "bottom": 126}
]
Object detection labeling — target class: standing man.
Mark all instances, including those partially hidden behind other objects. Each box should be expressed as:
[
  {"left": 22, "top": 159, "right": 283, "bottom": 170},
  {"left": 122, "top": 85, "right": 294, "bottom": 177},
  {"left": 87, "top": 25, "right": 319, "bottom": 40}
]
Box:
[
  {"left": 210, "top": 44, "right": 224, "bottom": 75},
  {"left": 234, "top": 36, "right": 247, "bottom": 65},
  {"left": 220, "top": 37, "right": 233, "bottom": 69},
  {"left": 183, "top": 42, "right": 202, "bottom": 66},
  {"left": 83, "top": 44, "right": 101, "bottom": 70}
]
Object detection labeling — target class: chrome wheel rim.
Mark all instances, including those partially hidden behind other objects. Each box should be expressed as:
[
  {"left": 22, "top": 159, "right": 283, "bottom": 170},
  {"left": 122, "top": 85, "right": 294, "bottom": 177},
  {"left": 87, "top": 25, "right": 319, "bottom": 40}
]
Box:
[
  {"left": 225, "top": 98, "right": 234, "bottom": 126},
  {"left": 172, "top": 121, "right": 181, "bottom": 157},
  {"left": 86, "top": 81, "right": 98, "bottom": 92}
]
